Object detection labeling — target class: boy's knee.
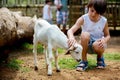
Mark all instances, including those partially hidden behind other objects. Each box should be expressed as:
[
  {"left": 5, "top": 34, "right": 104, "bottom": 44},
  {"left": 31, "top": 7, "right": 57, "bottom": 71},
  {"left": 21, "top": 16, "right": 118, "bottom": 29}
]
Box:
[
  {"left": 81, "top": 32, "right": 90, "bottom": 41},
  {"left": 93, "top": 42, "right": 105, "bottom": 53}
]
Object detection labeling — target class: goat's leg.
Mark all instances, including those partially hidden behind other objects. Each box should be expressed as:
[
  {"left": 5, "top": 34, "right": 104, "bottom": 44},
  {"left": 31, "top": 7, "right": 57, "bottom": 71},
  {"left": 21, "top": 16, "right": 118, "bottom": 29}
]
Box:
[
  {"left": 47, "top": 43, "right": 53, "bottom": 76},
  {"left": 54, "top": 49, "right": 60, "bottom": 72},
  {"left": 33, "top": 35, "right": 38, "bottom": 70},
  {"left": 44, "top": 46, "right": 49, "bottom": 70}
]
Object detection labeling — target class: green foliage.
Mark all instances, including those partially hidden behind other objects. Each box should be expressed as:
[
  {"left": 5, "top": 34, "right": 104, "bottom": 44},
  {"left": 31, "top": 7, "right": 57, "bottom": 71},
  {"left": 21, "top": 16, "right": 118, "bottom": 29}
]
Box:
[
  {"left": 22, "top": 43, "right": 33, "bottom": 49},
  {"left": 7, "top": 58, "right": 23, "bottom": 70},
  {"left": 7, "top": 0, "right": 15, "bottom": 5},
  {"left": 7, "top": 58, "right": 31, "bottom": 72},
  {"left": 22, "top": 42, "right": 44, "bottom": 53},
  {"left": 6, "top": 0, "right": 45, "bottom": 6},
  {"left": 22, "top": 42, "right": 65, "bottom": 54}
]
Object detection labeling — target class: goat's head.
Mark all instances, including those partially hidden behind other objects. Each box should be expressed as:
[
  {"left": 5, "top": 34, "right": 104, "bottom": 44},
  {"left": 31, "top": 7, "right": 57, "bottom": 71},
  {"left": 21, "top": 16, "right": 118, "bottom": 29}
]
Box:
[{"left": 65, "top": 43, "right": 83, "bottom": 62}]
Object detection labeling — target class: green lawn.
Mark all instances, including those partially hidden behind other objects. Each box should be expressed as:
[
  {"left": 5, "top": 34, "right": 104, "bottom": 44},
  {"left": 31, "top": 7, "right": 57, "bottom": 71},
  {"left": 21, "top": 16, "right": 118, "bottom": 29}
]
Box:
[{"left": 6, "top": 43, "right": 120, "bottom": 70}]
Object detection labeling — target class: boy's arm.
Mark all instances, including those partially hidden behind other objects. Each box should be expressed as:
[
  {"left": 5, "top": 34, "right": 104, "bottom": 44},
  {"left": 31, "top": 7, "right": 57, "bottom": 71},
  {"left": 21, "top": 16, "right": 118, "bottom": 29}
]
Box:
[
  {"left": 67, "top": 16, "right": 84, "bottom": 47},
  {"left": 67, "top": 17, "right": 84, "bottom": 38},
  {"left": 103, "top": 22, "right": 110, "bottom": 43}
]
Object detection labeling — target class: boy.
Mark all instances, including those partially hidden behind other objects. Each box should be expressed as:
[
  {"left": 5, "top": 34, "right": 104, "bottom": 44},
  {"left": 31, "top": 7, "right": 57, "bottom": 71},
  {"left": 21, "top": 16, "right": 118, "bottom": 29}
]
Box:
[{"left": 67, "top": 0, "right": 110, "bottom": 71}]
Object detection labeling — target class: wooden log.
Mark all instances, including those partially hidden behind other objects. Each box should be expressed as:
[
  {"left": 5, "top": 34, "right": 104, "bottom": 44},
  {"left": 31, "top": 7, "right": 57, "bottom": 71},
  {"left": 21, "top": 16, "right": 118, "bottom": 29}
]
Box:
[
  {"left": 0, "top": 7, "right": 35, "bottom": 47},
  {"left": 0, "top": 7, "right": 36, "bottom": 62}
]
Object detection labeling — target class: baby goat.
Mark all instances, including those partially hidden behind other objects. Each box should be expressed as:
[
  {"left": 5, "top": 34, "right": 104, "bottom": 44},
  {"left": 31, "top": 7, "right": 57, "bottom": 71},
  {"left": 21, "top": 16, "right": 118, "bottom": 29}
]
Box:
[{"left": 33, "top": 19, "right": 82, "bottom": 76}]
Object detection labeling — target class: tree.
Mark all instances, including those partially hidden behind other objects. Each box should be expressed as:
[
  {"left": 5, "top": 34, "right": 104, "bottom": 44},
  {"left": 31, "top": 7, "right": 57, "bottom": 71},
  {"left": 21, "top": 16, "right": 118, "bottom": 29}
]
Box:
[{"left": 0, "top": 7, "right": 37, "bottom": 62}]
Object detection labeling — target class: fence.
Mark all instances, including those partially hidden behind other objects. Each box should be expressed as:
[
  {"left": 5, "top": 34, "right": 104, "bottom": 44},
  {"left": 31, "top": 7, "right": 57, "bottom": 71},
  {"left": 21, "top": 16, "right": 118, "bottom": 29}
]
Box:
[
  {"left": 69, "top": 0, "right": 120, "bottom": 30},
  {"left": 0, "top": 0, "right": 45, "bottom": 17},
  {"left": 0, "top": 0, "right": 120, "bottom": 30}
]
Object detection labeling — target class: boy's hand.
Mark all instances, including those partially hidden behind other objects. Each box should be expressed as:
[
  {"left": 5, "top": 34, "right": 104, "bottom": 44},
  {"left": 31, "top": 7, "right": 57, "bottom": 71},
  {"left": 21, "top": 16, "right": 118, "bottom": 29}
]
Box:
[
  {"left": 97, "top": 38, "right": 106, "bottom": 49},
  {"left": 67, "top": 38, "right": 76, "bottom": 48}
]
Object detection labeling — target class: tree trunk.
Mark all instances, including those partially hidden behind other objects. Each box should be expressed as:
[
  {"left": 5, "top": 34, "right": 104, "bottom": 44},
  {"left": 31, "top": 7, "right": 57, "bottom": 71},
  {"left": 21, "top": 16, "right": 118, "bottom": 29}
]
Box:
[
  {"left": 0, "top": 7, "right": 36, "bottom": 62},
  {"left": 0, "top": 7, "right": 35, "bottom": 47}
]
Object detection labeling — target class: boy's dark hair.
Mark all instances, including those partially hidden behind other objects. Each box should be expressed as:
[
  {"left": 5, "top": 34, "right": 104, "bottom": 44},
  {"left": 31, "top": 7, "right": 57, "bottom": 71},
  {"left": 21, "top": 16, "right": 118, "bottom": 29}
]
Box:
[
  {"left": 45, "top": 0, "right": 52, "bottom": 4},
  {"left": 87, "top": 0, "right": 107, "bottom": 15}
]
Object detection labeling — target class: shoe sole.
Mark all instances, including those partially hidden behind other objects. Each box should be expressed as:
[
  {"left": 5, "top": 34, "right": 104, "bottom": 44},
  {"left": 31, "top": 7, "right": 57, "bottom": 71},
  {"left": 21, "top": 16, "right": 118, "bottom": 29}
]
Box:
[{"left": 76, "top": 66, "right": 88, "bottom": 72}]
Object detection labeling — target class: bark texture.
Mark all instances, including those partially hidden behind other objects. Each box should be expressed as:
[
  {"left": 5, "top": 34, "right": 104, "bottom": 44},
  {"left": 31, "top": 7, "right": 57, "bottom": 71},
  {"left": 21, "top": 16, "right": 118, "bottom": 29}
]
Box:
[{"left": 0, "top": 7, "right": 35, "bottom": 47}]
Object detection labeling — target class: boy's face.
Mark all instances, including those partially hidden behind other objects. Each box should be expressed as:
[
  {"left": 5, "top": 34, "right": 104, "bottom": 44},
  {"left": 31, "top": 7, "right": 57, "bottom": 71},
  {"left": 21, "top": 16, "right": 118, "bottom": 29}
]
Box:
[
  {"left": 88, "top": 7, "right": 100, "bottom": 21},
  {"left": 48, "top": 2, "right": 52, "bottom": 5}
]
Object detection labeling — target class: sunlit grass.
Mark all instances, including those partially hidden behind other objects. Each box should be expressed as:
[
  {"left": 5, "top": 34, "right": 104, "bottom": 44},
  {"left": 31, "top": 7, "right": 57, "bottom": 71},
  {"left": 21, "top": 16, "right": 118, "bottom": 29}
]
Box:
[
  {"left": 58, "top": 52, "right": 120, "bottom": 70},
  {"left": 58, "top": 58, "right": 78, "bottom": 69},
  {"left": 104, "top": 52, "right": 120, "bottom": 61},
  {"left": 7, "top": 52, "right": 120, "bottom": 71},
  {"left": 7, "top": 43, "right": 120, "bottom": 70}
]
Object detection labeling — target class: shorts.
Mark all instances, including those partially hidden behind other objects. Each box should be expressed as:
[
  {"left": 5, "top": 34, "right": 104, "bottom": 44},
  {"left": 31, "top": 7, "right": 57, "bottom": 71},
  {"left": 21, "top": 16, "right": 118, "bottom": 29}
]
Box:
[
  {"left": 87, "top": 38, "right": 107, "bottom": 54},
  {"left": 56, "top": 11, "right": 68, "bottom": 26},
  {"left": 88, "top": 38, "right": 96, "bottom": 54}
]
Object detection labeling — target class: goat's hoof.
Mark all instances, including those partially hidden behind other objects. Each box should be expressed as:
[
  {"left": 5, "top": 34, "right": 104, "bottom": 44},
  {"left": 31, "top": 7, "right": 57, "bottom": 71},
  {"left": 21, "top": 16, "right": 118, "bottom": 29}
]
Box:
[
  {"left": 56, "top": 69, "right": 61, "bottom": 72},
  {"left": 34, "top": 66, "right": 38, "bottom": 71}
]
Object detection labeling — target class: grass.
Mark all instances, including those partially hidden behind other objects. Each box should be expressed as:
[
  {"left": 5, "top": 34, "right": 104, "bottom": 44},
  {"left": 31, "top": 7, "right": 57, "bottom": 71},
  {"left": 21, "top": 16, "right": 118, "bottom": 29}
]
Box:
[
  {"left": 21, "top": 42, "right": 65, "bottom": 54},
  {"left": 21, "top": 42, "right": 44, "bottom": 53},
  {"left": 104, "top": 52, "right": 120, "bottom": 61},
  {"left": 58, "top": 58, "right": 78, "bottom": 69},
  {"left": 7, "top": 52, "right": 120, "bottom": 71},
  {"left": 57, "top": 55, "right": 97, "bottom": 70},
  {"left": 7, "top": 58, "right": 24, "bottom": 70},
  {"left": 58, "top": 52, "right": 120, "bottom": 70},
  {"left": 6, "top": 58, "right": 31, "bottom": 72},
  {"left": 6, "top": 42, "right": 120, "bottom": 71}
]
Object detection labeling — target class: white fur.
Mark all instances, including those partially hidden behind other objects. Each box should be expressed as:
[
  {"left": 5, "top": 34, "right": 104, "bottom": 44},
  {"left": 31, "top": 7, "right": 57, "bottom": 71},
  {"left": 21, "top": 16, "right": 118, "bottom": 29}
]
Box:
[{"left": 33, "top": 19, "right": 82, "bottom": 76}]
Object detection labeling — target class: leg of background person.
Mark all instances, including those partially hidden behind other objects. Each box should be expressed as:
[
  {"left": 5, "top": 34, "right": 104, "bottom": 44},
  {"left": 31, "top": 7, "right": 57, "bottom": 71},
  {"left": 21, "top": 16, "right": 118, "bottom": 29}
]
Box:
[
  {"left": 56, "top": 10, "right": 62, "bottom": 28},
  {"left": 62, "top": 11, "right": 68, "bottom": 34}
]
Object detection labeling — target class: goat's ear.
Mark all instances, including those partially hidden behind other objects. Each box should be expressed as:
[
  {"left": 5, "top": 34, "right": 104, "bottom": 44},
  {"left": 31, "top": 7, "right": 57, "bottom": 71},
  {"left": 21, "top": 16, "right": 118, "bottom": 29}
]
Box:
[
  {"left": 65, "top": 45, "right": 74, "bottom": 55},
  {"left": 69, "top": 46, "right": 74, "bottom": 50},
  {"left": 65, "top": 50, "right": 70, "bottom": 55}
]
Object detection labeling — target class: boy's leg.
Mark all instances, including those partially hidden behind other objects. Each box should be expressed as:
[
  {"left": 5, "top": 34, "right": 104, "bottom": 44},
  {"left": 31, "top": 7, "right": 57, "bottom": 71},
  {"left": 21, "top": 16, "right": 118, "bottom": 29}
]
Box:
[
  {"left": 76, "top": 32, "right": 90, "bottom": 71},
  {"left": 80, "top": 32, "right": 90, "bottom": 61},
  {"left": 93, "top": 41, "right": 107, "bottom": 68},
  {"left": 93, "top": 41, "right": 106, "bottom": 58}
]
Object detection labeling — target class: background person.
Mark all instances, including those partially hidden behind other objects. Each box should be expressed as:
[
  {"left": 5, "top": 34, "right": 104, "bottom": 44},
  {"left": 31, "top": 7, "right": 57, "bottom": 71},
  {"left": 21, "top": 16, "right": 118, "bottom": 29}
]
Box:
[
  {"left": 43, "top": 0, "right": 53, "bottom": 24},
  {"left": 54, "top": 0, "right": 68, "bottom": 33}
]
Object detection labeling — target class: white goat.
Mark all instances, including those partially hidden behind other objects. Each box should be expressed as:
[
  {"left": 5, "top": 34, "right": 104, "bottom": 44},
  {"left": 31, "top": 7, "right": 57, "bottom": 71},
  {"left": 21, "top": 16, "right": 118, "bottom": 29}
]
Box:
[{"left": 33, "top": 19, "right": 83, "bottom": 76}]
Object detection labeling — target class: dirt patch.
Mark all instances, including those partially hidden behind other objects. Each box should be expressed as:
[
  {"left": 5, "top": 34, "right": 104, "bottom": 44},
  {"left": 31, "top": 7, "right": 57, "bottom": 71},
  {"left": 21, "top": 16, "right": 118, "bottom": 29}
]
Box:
[{"left": 0, "top": 37, "right": 120, "bottom": 80}]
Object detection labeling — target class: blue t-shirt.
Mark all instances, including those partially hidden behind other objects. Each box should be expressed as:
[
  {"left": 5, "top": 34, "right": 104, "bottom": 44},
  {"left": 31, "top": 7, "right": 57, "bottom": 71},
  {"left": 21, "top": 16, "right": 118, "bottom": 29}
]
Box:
[{"left": 61, "top": 0, "right": 68, "bottom": 12}]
